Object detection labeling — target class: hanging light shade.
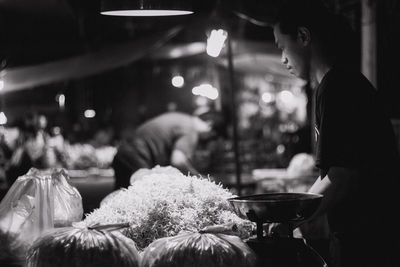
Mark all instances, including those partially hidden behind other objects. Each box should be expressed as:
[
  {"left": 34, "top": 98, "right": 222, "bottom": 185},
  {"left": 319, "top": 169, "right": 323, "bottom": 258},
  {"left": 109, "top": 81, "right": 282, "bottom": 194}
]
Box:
[{"left": 101, "top": 0, "right": 193, "bottom": 16}]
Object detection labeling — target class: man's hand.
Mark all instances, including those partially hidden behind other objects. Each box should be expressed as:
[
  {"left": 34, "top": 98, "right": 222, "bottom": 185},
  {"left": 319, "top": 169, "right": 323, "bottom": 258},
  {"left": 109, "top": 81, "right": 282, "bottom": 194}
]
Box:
[
  {"left": 264, "top": 222, "right": 304, "bottom": 238},
  {"left": 265, "top": 223, "right": 294, "bottom": 237},
  {"left": 170, "top": 149, "right": 200, "bottom": 176}
]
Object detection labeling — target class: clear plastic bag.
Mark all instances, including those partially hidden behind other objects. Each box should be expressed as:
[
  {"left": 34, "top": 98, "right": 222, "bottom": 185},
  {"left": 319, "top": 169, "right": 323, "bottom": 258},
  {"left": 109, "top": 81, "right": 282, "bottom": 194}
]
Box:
[
  {"left": 51, "top": 169, "right": 83, "bottom": 227},
  {"left": 141, "top": 230, "right": 257, "bottom": 267},
  {"left": 26, "top": 224, "right": 140, "bottom": 267},
  {"left": 0, "top": 168, "right": 83, "bottom": 264}
]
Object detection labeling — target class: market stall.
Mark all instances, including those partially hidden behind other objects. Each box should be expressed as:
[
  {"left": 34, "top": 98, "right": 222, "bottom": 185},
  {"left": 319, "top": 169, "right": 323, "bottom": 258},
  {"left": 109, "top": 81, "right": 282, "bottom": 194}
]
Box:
[
  {"left": 0, "top": 165, "right": 329, "bottom": 267},
  {"left": 1, "top": 0, "right": 399, "bottom": 266}
]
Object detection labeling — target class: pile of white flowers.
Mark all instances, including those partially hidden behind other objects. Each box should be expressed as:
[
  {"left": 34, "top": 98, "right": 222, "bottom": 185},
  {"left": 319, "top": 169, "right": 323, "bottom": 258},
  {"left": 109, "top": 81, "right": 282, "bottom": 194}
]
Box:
[{"left": 83, "top": 166, "right": 254, "bottom": 250}]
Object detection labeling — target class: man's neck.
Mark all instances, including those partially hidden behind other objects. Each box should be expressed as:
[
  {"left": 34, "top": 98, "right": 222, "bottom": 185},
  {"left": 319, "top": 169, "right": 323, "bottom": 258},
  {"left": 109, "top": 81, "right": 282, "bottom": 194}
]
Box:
[
  {"left": 313, "top": 62, "right": 332, "bottom": 84},
  {"left": 310, "top": 48, "right": 333, "bottom": 84}
]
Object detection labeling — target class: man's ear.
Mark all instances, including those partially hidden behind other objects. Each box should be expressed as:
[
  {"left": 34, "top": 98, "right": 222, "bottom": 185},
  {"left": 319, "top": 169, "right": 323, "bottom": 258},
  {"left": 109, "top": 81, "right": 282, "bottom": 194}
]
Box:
[{"left": 297, "top": 27, "right": 311, "bottom": 46}]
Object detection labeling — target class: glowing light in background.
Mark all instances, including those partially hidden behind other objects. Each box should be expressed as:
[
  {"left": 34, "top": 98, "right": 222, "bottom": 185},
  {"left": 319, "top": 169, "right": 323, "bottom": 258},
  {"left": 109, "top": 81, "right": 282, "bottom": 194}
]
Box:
[
  {"left": 192, "top": 84, "right": 219, "bottom": 100},
  {"left": 206, "top": 29, "right": 227, "bottom": 57},
  {"left": 84, "top": 109, "right": 96, "bottom": 118},
  {"left": 56, "top": 94, "right": 66, "bottom": 109},
  {"left": 168, "top": 43, "right": 205, "bottom": 58},
  {"left": 171, "top": 75, "right": 184, "bottom": 88},
  {"left": 0, "top": 112, "right": 7, "bottom": 125},
  {"left": 279, "top": 90, "right": 295, "bottom": 103},
  {"left": 261, "top": 92, "right": 274, "bottom": 103},
  {"left": 276, "top": 90, "right": 297, "bottom": 113},
  {"left": 276, "top": 144, "right": 285, "bottom": 154},
  {"left": 0, "top": 80, "right": 4, "bottom": 91},
  {"left": 59, "top": 94, "right": 65, "bottom": 109}
]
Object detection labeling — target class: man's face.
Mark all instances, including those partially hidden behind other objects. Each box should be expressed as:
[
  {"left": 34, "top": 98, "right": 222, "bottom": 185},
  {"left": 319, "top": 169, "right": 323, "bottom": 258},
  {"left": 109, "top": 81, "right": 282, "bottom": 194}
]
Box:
[
  {"left": 273, "top": 24, "right": 310, "bottom": 79},
  {"left": 194, "top": 118, "right": 216, "bottom": 141}
]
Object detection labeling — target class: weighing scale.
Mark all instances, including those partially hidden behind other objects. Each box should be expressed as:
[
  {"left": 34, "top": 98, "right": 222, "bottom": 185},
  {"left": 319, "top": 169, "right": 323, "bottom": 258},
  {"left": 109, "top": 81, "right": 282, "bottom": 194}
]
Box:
[{"left": 229, "top": 193, "right": 328, "bottom": 267}]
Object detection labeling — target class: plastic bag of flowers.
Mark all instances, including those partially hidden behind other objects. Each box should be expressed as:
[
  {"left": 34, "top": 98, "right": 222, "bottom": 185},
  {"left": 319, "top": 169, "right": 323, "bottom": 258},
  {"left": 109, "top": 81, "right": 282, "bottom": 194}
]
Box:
[
  {"left": 0, "top": 168, "right": 83, "bottom": 264},
  {"left": 140, "top": 230, "right": 257, "bottom": 267},
  {"left": 26, "top": 223, "right": 141, "bottom": 267}
]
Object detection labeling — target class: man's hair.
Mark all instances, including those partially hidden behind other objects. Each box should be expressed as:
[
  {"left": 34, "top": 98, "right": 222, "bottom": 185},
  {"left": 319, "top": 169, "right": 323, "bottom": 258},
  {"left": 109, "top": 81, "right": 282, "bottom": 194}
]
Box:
[
  {"left": 197, "top": 110, "right": 227, "bottom": 138},
  {"left": 272, "top": 0, "right": 358, "bottom": 68},
  {"left": 272, "top": 0, "right": 333, "bottom": 37}
]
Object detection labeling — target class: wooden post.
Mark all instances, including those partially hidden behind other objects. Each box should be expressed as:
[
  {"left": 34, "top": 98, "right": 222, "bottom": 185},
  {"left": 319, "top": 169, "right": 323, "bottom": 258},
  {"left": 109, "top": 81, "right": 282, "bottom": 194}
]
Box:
[{"left": 361, "top": 0, "right": 377, "bottom": 87}]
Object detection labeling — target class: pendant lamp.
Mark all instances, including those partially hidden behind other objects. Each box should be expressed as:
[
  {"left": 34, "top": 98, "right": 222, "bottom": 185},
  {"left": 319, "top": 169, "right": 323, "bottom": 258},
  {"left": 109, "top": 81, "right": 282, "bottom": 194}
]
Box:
[{"left": 101, "top": 0, "right": 193, "bottom": 16}]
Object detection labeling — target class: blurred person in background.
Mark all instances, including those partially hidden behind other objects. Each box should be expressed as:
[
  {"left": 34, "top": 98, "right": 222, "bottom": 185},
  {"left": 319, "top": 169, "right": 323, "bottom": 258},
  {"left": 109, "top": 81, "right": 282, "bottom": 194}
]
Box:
[
  {"left": 6, "top": 113, "right": 61, "bottom": 185},
  {"left": 89, "top": 125, "right": 115, "bottom": 148},
  {"left": 112, "top": 110, "right": 225, "bottom": 189},
  {"left": 268, "top": 0, "right": 400, "bottom": 266}
]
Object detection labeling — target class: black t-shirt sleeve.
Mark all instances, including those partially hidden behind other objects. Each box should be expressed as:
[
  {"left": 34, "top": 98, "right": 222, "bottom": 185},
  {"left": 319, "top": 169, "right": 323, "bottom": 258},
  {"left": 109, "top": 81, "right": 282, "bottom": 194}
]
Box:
[{"left": 315, "top": 74, "right": 361, "bottom": 177}]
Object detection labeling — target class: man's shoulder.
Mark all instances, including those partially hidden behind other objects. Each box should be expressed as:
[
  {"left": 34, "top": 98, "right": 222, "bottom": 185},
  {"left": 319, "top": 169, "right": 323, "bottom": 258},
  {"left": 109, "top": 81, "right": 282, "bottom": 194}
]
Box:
[
  {"left": 137, "top": 112, "right": 194, "bottom": 135},
  {"left": 319, "top": 67, "right": 375, "bottom": 97},
  {"left": 325, "top": 68, "right": 372, "bottom": 86},
  {"left": 158, "top": 112, "right": 193, "bottom": 121}
]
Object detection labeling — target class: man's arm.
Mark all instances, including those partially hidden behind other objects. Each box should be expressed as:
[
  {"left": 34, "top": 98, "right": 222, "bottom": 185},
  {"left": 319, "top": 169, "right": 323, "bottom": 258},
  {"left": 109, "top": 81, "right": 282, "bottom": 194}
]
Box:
[
  {"left": 170, "top": 149, "right": 200, "bottom": 176},
  {"left": 268, "top": 166, "right": 359, "bottom": 236},
  {"left": 304, "top": 166, "right": 358, "bottom": 224}
]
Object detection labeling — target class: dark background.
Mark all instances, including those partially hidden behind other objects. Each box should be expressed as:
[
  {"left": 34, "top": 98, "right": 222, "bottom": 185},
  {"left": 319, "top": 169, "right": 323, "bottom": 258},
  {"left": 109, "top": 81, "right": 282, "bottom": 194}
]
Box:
[{"left": 0, "top": 0, "right": 399, "bottom": 137}]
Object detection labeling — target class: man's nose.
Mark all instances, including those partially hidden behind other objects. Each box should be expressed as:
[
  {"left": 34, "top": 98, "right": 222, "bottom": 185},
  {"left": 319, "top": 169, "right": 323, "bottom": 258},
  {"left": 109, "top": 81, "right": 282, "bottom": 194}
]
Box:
[{"left": 281, "top": 54, "right": 288, "bottom": 65}]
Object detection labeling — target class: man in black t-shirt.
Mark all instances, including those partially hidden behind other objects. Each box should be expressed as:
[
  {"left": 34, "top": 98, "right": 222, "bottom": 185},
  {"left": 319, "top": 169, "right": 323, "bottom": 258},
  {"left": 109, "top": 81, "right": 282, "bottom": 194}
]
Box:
[
  {"left": 112, "top": 112, "right": 219, "bottom": 189},
  {"left": 269, "top": 0, "right": 400, "bottom": 266}
]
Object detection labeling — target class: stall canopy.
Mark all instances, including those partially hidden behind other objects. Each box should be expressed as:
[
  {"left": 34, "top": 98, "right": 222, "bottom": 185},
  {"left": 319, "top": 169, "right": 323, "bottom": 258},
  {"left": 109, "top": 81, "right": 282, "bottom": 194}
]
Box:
[{"left": 0, "top": 27, "right": 181, "bottom": 94}]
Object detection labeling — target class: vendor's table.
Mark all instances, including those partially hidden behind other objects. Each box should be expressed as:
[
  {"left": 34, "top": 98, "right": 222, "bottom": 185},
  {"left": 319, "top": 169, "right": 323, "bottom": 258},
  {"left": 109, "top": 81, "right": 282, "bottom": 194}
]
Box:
[{"left": 68, "top": 169, "right": 115, "bottom": 214}]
